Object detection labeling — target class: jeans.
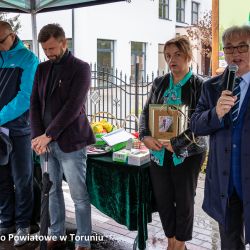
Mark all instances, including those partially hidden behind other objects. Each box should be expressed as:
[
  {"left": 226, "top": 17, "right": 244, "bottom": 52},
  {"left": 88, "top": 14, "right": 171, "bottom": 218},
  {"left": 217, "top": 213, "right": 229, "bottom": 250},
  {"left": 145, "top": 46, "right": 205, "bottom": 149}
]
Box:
[
  {"left": 40, "top": 142, "right": 91, "bottom": 248},
  {"left": 0, "top": 134, "right": 33, "bottom": 229}
]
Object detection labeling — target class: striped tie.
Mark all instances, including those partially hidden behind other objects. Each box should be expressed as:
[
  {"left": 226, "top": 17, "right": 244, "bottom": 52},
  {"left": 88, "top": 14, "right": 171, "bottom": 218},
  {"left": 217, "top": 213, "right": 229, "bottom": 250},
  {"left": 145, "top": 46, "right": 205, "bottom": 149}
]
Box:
[{"left": 231, "top": 77, "right": 242, "bottom": 123}]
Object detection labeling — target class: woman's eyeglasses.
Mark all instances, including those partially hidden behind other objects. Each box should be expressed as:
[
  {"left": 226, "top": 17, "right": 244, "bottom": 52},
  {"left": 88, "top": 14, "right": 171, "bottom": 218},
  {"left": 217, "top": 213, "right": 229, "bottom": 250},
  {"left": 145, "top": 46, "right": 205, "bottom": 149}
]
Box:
[
  {"left": 223, "top": 44, "right": 249, "bottom": 54},
  {"left": 0, "top": 33, "right": 12, "bottom": 44}
]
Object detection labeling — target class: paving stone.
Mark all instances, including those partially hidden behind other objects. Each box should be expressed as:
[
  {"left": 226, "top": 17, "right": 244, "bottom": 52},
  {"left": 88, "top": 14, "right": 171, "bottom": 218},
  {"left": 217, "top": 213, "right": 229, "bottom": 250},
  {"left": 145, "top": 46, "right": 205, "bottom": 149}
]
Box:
[
  {"left": 187, "top": 238, "right": 203, "bottom": 246},
  {"left": 62, "top": 175, "right": 250, "bottom": 249}
]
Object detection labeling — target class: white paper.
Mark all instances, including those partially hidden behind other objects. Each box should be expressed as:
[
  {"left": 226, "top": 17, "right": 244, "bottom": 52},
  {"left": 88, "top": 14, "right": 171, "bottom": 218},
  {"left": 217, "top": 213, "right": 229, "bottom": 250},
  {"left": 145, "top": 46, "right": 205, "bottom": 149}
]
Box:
[{"left": 101, "top": 128, "right": 134, "bottom": 146}]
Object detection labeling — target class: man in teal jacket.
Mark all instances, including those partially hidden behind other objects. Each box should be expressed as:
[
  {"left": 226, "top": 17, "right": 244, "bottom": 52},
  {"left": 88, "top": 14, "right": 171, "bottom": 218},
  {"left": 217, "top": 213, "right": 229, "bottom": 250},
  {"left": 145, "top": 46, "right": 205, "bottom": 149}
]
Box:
[{"left": 0, "top": 21, "right": 39, "bottom": 247}]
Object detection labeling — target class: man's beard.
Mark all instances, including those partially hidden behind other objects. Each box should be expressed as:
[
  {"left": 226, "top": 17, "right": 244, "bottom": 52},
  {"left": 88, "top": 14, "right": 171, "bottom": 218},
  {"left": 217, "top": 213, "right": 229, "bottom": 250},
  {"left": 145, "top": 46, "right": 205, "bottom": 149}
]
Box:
[{"left": 49, "top": 48, "right": 65, "bottom": 63}]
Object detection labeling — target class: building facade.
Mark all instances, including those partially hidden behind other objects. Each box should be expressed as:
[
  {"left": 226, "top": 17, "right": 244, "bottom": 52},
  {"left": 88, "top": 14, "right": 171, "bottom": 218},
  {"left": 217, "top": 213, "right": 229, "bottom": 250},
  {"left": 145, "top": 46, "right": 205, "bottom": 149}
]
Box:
[{"left": 16, "top": 0, "right": 211, "bottom": 79}]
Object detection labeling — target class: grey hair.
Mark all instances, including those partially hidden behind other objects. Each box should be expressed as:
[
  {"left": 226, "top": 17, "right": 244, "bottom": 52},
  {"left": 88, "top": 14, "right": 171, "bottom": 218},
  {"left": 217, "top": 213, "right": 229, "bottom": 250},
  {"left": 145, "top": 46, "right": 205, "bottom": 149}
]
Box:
[{"left": 222, "top": 25, "right": 250, "bottom": 45}]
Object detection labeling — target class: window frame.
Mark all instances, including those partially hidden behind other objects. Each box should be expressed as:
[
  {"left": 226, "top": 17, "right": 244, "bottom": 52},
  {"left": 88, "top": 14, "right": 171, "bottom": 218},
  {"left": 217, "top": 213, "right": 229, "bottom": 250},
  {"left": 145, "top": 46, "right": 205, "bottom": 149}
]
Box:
[
  {"left": 176, "top": 0, "right": 185, "bottom": 23},
  {"left": 191, "top": 1, "right": 199, "bottom": 25},
  {"left": 159, "top": 0, "right": 170, "bottom": 20},
  {"left": 130, "top": 41, "right": 146, "bottom": 83}
]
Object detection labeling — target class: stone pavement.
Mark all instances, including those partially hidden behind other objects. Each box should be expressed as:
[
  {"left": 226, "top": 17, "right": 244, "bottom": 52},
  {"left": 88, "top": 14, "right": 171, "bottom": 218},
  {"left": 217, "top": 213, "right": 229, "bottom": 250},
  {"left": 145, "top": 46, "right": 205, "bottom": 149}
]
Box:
[{"left": 63, "top": 174, "right": 249, "bottom": 250}]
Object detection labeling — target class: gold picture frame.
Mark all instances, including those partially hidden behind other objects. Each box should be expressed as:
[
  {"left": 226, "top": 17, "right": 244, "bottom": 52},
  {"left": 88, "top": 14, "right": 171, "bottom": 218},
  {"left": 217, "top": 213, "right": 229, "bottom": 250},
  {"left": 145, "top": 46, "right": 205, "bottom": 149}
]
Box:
[{"left": 149, "top": 104, "right": 179, "bottom": 142}]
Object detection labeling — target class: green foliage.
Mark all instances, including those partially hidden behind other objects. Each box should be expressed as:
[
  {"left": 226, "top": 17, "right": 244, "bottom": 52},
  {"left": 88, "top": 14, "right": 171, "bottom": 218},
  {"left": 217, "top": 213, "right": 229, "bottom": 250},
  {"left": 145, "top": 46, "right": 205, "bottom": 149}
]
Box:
[{"left": 0, "top": 12, "right": 21, "bottom": 33}]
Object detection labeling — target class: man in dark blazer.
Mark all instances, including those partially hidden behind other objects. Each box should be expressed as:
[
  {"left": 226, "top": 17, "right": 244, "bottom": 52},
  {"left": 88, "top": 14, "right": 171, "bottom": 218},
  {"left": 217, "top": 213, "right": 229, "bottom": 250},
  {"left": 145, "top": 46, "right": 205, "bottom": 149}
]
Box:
[
  {"left": 190, "top": 25, "right": 250, "bottom": 250},
  {"left": 30, "top": 23, "right": 95, "bottom": 250}
]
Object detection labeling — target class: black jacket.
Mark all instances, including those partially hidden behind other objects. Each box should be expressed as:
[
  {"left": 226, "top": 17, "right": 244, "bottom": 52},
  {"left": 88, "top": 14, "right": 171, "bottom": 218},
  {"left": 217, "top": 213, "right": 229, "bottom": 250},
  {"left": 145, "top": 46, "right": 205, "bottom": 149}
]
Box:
[{"left": 139, "top": 73, "right": 207, "bottom": 156}]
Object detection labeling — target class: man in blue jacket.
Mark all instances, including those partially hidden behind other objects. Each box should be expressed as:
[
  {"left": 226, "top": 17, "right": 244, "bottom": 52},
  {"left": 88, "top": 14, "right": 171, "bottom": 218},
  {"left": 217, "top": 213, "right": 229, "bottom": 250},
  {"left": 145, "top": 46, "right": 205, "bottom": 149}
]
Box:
[
  {"left": 190, "top": 25, "right": 250, "bottom": 249},
  {"left": 0, "top": 21, "right": 39, "bottom": 246}
]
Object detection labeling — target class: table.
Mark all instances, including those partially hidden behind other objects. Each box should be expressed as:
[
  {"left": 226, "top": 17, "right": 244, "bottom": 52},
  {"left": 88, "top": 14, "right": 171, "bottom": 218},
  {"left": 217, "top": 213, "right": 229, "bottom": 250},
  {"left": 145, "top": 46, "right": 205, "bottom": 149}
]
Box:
[{"left": 86, "top": 154, "right": 154, "bottom": 250}]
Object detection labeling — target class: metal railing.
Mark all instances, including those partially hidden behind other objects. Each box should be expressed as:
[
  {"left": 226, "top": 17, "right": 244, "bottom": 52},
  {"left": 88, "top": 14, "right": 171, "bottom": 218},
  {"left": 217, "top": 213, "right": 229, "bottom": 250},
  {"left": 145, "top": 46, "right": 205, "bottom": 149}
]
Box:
[{"left": 87, "top": 63, "right": 208, "bottom": 132}]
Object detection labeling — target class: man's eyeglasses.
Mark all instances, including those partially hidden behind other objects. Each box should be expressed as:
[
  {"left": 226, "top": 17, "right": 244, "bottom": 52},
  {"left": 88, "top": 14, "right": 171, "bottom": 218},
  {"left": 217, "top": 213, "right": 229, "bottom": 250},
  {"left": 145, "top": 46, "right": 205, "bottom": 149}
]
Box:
[
  {"left": 0, "top": 33, "right": 12, "bottom": 44},
  {"left": 223, "top": 44, "right": 249, "bottom": 54}
]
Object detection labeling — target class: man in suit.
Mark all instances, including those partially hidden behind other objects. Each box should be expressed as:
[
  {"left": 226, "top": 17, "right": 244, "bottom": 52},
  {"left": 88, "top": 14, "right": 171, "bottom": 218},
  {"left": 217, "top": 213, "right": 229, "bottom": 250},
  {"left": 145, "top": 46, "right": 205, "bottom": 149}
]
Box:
[
  {"left": 30, "top": 23, "right": 95, "bottom": 250},
  {"left": 190, "top": 25, "right": 250, "bottom": 249},
  {"left": 0, "top": 21, "right": 38, "bottom": 246}
]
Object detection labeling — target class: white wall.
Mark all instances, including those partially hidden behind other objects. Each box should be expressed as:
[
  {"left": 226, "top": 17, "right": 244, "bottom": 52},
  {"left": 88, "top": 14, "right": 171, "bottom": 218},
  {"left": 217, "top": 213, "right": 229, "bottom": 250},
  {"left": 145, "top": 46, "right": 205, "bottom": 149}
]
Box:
[{"left": 12, "top": 0, "right": 211, "bottom": 76}]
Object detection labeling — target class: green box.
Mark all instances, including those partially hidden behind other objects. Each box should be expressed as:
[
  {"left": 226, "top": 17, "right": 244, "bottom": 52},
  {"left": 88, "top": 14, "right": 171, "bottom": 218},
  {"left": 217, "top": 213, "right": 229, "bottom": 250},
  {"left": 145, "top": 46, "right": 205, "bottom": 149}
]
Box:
[
  {"left": 95, "top": 133, "right": 107, "bottom": 146},
  {"left": 111, "top": 141, "right": 127, "bottom": 152}
]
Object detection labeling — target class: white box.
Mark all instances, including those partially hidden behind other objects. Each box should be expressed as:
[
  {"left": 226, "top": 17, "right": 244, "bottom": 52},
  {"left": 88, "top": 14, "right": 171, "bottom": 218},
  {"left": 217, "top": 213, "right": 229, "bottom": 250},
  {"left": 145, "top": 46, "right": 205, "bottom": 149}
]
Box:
[
  {"left": 112, "top": 149, "right": 130, "bottom": 163},
  {"left": 127, "top": 149, "right": 150, "bottom": 166}
]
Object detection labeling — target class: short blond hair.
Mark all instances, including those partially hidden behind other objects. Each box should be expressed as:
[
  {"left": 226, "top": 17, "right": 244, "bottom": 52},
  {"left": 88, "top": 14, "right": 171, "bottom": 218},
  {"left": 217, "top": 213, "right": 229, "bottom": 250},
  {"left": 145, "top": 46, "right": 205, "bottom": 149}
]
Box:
[
  {"left": 163, "top": 36, "right": 193, "bottom": 62},
  {"left": 222, "top": 25, "right": 250, "bottom": 45}
]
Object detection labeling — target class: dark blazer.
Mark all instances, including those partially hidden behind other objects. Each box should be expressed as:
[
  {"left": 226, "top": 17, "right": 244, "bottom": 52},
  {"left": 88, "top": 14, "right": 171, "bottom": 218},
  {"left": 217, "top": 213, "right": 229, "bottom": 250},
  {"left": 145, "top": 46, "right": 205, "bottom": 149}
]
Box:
[
  {"left": 30, "top": 52, "right": 95, "bottom": 153},
  {"left": 190, "top": 69, "right": 250, "bottom": 244}
]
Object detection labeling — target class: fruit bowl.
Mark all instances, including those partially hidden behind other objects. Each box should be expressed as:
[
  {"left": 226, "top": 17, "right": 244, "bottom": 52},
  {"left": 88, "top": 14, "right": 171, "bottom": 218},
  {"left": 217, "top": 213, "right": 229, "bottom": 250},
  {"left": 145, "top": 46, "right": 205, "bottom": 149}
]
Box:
[{"left": 90, "top": 112, "right": 119, "bottom": 146}]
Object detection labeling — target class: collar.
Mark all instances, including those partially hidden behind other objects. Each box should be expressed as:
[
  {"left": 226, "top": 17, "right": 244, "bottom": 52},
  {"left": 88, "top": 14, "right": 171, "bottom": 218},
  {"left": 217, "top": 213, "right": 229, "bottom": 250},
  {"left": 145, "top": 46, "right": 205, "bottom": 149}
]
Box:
[
  {"left": 9, "top": 36, "right": 19, "bottom": 50},
  {"left": 51, "top": 49, "right": 69, "bottom": 65},
  {"left": 240, "top": 71, "right": 250, "bottom": 86}
]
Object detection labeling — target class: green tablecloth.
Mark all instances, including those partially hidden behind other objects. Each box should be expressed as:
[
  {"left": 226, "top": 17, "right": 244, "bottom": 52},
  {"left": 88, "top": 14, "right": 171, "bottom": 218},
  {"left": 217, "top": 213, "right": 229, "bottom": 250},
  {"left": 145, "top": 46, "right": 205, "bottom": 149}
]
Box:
[{"left": 86, "top": 154, "right": 153, "bottom": 250}]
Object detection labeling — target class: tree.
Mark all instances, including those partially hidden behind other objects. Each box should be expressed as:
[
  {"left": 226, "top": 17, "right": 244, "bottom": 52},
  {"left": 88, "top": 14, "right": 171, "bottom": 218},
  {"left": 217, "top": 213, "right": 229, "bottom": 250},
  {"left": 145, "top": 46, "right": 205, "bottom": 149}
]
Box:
[
  {"left": 186, "top": 11, "right": 212, "bottom": 75},
  {"left": 0, "top": 12, "right": 21, "bottom": 32},
  {"left": 186, "top": 10, "right": 212, "bottom": 57}
]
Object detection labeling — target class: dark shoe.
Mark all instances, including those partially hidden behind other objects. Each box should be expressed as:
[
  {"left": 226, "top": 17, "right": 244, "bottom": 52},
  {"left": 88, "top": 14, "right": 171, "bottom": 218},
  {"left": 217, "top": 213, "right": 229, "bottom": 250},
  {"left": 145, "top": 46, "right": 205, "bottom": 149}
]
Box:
[
  {"left": 75, "top": 246, "right": 91, "bottom": 250},
  {"left": 47, "top": 240, "right": 66, "bottom": 250},
  {"left": 13, "top": 227, "right": 30, "bottom": 247},
  {"left": 0, "top": 225, "right": 15, "bottom": 236}
]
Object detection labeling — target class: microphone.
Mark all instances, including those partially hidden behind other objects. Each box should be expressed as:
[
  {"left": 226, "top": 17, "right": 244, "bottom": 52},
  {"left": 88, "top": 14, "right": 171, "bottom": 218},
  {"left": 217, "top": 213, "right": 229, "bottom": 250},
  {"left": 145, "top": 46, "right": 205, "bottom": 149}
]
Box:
[{"left": 226, "top": 64, "right": 238, "bottom": 91}]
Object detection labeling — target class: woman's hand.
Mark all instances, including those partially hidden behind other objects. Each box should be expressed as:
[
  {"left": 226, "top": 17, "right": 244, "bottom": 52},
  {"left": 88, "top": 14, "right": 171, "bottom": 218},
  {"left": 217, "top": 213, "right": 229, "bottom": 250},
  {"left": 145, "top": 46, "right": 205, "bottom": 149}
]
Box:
[
  {"left": 142, "top": 136, "right": 163, "bottom": 151},
  {"left": 162, "top": 141, "right": 174, "bottom": 153}
]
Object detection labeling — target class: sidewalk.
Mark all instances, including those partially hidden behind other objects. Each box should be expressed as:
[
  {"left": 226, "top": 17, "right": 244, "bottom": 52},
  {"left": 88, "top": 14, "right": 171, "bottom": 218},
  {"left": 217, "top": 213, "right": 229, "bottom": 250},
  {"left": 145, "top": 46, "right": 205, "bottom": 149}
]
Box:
[{"left": 63, "top": 174, "right": 240, "bottom": 250}]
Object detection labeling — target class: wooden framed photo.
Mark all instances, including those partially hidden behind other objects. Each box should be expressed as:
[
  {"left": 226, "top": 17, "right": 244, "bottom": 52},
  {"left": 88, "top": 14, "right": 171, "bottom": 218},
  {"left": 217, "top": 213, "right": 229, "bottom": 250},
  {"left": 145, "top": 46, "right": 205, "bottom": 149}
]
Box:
[{"left": 149, "top": 104, "right": 179, "bottom": 142}]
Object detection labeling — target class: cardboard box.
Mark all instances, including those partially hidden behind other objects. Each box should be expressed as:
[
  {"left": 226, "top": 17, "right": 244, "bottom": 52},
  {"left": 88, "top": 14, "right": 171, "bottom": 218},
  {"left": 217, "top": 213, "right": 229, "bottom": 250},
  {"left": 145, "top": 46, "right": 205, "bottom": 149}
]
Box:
[
  {"left": 113, "top": 148, "right": 150, "bottom": 166},
  {"left": 127, "top": 149, "right": 150, "bottom": 166},
  {"left": 112, "top": 149, "right": 130, "bottom": 163}
]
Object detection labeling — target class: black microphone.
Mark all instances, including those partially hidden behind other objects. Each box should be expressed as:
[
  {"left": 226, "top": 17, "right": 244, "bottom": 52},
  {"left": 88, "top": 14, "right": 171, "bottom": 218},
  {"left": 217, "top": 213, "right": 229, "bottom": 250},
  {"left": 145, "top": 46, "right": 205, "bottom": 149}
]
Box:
[{"left": 226, "top": 64, "right": 238, "bottom": 91}]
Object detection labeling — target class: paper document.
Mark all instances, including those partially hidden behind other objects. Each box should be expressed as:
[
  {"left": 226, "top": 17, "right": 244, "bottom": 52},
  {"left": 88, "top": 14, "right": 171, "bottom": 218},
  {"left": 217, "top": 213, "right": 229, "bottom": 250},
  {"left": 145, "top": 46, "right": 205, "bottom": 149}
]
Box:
[{"left": 101, "top": 128, "right": 134, "bottom": 146}]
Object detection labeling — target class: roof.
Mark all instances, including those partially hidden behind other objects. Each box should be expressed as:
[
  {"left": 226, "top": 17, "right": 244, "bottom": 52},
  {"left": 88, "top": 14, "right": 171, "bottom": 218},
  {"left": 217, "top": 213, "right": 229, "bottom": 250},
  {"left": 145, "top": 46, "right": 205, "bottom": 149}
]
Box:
[{"left": 0, "top": 0, "right": 125, "bottom": 13}]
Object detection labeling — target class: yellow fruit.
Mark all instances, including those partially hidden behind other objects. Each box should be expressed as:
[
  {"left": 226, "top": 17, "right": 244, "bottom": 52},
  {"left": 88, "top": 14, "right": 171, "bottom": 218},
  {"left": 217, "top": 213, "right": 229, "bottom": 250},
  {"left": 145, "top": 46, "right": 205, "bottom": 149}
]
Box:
[
  {"left": 92, "top": 124, "right": 103, "bottom": 134},
  {"left": 100, "top": 118, "right": 107, "bottom": 123},
  {"left": 103, "top": 122, "right": 113, "bottom": 133}
]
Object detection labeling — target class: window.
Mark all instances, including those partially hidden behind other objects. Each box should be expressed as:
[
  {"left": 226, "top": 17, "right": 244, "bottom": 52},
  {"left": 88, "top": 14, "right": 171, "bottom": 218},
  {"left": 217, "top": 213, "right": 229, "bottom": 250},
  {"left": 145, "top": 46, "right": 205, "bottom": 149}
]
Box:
[
  {"left": 131, "top": 42, "right": 146, "bottom": 83},
  {"left": 97, "top": 39, "right": 114, "bottom": 86},
  {"left": 97, "top": 39, "right": 114, "bottom": 71},
  {"left": 158, "top": 44, "right": 167, "bottom": 75},
  {"left": 67, "top": 38, "right": 73, "bottom": 53},
  {"left": 176, "top": 0, "right": 185, "bottom": 23},
  {"left": 191, "top": 2, "right": 199, "bottom": 25},
  {"left": 159, "top": 0, "right": 169, "bottom": 20}
]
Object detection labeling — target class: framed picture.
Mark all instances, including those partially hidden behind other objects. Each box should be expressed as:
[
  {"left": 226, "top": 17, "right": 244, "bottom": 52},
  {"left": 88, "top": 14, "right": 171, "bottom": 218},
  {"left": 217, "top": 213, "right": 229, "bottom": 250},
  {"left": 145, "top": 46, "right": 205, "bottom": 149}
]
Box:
[{"left": 149, "top": 104, "right": 179, "bottom": 142}]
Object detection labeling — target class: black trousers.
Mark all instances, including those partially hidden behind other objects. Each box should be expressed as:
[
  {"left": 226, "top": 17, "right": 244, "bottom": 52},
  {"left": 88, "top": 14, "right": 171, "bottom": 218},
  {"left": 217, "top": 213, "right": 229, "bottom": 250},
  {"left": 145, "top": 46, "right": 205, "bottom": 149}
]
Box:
[
  {"left": 219, "top": 191, "right": 245, "bottom": 250},
  {"left": 149, "top": 151, "right": 205, "bottom": 241},
  {"left": 0, "top": 135, "right": 33, "bottom": 229}
]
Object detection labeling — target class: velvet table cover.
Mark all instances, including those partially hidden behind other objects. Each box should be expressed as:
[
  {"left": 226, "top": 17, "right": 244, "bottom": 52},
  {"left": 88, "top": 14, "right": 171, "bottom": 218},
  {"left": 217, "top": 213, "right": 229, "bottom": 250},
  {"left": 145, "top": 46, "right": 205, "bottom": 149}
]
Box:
[{"left": 86, "top": 154, "right": 153, "bottom": 250}]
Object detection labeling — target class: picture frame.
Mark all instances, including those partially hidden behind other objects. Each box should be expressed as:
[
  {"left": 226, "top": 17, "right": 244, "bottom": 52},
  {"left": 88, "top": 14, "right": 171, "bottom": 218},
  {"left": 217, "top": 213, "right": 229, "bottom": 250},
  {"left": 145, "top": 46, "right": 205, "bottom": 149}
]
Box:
[{"left": 149, "top": 104, "right": 179, "bottom": 142}]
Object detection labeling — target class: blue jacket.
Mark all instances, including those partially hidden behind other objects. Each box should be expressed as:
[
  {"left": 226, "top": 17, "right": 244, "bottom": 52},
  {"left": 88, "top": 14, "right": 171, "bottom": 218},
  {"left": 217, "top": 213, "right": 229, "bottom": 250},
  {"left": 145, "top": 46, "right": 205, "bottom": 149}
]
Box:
[
  {"left": 190, "top": 69, "right": 250, "bottom": 244},
  {"left": 0, "top": 38, "right": 39, "bottom": 136}
]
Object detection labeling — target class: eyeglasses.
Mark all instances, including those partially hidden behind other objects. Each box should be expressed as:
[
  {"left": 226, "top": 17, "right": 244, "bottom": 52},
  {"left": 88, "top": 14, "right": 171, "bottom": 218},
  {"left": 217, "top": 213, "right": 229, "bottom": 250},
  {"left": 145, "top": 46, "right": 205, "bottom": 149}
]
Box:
[
  {"left": 223, "top": 44, "right": 249, "bottom": 54},
  {"left": 0, "top": 33, "right": 12, "bottom": 44}
]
